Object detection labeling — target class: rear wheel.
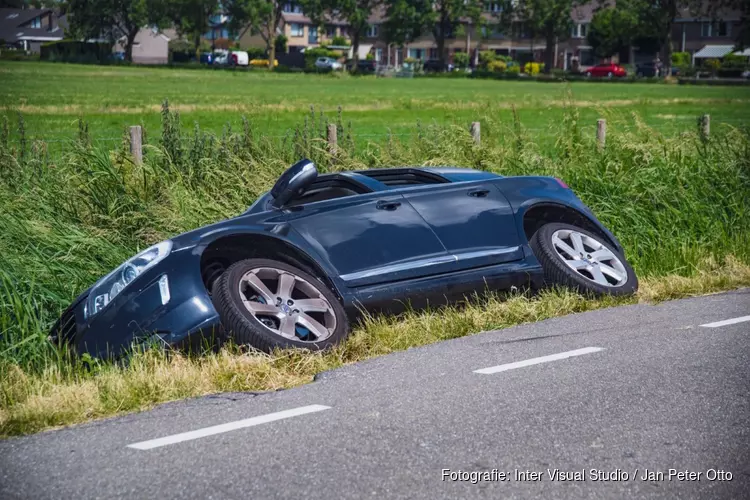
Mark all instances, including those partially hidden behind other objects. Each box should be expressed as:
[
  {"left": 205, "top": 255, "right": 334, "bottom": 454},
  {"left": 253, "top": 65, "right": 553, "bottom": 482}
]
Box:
[
  {"left": 211, "top": 258, "right": 349, "bottom": 352},
  {"left": 530, "top": 223, "right": 638, "bottom": 296}
]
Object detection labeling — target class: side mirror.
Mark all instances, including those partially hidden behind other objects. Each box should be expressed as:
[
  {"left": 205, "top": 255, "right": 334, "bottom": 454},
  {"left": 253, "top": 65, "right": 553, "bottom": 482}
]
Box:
[{"left": 270, "top": 159, "right": 318, "bottom": 208}]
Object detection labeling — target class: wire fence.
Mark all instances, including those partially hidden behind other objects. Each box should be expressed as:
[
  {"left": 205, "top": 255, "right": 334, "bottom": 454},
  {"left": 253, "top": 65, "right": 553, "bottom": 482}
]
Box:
[{"left": 3, "top": 115, "right": 746, "bottom": 158}]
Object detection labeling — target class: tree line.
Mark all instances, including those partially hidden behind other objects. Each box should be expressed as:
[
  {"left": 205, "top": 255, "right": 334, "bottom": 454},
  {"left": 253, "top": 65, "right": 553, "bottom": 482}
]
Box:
[{"left": 5, "top": 0, "right": 746, "bottom": 72}]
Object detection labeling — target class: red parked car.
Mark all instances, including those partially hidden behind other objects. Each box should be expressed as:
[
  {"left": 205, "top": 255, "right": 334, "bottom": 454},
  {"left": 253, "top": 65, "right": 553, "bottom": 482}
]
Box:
[{"left": 585, "top": 63, "right": 627, "bottom": 78}]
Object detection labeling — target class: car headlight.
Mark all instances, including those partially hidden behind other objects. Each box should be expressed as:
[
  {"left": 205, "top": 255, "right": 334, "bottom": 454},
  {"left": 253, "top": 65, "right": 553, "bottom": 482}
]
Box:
[{"left": 85, "top": 241, "right": 173, "bottom": 318}]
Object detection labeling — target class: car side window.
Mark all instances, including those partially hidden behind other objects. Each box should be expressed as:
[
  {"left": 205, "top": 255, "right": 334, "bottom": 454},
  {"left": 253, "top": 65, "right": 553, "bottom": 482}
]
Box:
[
  {"left": 286, "top": 178, "right": 370, "bottom": 207},
  {"left": 357, "top": 169, "right": 449, "bottom": 188}
]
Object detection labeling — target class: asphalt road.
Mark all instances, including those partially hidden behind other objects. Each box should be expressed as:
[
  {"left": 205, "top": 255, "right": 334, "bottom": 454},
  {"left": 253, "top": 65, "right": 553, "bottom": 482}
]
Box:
[{"left": 1, "top": 289, "right": 749, "bottom": 500}]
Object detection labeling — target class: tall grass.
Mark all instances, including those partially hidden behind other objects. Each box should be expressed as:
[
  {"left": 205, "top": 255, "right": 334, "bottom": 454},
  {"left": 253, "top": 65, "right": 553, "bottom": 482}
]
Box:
[{"left": 0, "top": 99, "right": 749, "bottom": 436}]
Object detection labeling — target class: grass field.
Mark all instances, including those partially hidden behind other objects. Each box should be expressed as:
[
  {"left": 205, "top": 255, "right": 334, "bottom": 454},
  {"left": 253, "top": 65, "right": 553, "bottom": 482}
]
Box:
[
  {"left": 1, "top": 61, "right": 749, "bottom": 436},
  {"left": 1, "top": 62, "right": 749, "bottom": 149}
]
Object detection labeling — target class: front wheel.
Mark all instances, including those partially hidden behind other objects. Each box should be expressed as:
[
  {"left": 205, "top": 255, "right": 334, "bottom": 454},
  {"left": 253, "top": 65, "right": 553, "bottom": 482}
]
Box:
[
  {"left": 211, "top": 258, "right": 349, "bottom": 352},
  {"left": 530, "top": 223, "right": 638, "bottom": 297}
]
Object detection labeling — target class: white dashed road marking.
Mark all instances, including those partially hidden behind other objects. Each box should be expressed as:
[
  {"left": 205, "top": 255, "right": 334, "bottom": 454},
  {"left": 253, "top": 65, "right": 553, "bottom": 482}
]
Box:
[
  {"left": 700, "top": 315, "right": 750, "bottom": 328},
  {"left": 474, "top": 347, "right": 605, "bottom": 375},
  {"left": 127, "top": 404, "right": 331, "bottom": 450}
]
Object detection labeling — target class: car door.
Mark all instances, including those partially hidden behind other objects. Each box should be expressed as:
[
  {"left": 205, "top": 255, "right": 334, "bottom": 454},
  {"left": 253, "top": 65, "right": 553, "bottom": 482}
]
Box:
[
  {"left": 399, "top": 180, "right": 524, "bottom": 269},
  {"left": 285, "top": 181, "right": 451, "bottom": 288}
]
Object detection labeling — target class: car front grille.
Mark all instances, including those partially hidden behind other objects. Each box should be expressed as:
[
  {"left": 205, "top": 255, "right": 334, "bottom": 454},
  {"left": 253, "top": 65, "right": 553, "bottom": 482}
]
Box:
[{"left": 49, "top": 300, "right": 83, "bottom": 346}]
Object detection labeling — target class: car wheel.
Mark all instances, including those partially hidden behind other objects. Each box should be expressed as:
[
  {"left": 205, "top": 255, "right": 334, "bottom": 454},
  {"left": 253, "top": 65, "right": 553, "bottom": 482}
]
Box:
[
  {"left": 211, "top": 258, "right": 349, "bottom": 352},
  {"left": 530, "top": 223, "right": 638, "bottom": 297},
  {"left": 607, "top": 72, "right": 613, "bottom": 79}
]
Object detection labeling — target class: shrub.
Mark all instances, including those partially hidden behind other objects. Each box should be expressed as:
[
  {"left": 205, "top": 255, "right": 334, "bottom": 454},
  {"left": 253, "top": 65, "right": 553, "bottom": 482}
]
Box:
[
  {"left": 479, "top": 50, "right": 495, "bottom": 69},
  {"left": 703, "top": 58, "right": 721, "bottom": 75},
  {"left": 672, "top": 51, "right": 690, "bottom": 67},
  {"left": 453, "top": 52, "right": 469, "bottom": 68},
  {"left": 275, "top": 35, "right": 288, "bottom": 54},
  {"left": 523, "top": 62, "right": 542, "bottom": 75},
  {"left": 331, "top": 36, "right": 348, "bottom": 46},
  {"left": 487, "top": 60, "right": 507, "bottom": 72},
  {"left": 721, "top": 53, "right": 747, "bottom": 69},
  {"left": 245, "top": 47, "right": 266, "bottom": 60},
  {"left": 507, "top": 64, "right": 520, "bottom": 75},
  {"left": 40, "top": 40, "right": 113, "bottom": 64}
]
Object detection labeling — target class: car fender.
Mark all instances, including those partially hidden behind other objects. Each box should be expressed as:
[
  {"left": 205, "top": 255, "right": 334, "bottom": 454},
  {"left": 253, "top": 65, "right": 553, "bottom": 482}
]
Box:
[
  {"left": 491, "top": 177, "right": 624, "bottom": 255},
  {"left": 185, "top": 223, "right": 348, "bottom": 299}
]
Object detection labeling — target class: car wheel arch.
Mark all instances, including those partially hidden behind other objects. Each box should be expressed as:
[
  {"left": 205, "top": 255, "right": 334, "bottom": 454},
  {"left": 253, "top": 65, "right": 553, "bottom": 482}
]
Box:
[
  {"left": 198, "top": 233, "right": 343, "bottom": 303},
  {"left": 521, "top": 203, "right": 620, "bottom": 253}
]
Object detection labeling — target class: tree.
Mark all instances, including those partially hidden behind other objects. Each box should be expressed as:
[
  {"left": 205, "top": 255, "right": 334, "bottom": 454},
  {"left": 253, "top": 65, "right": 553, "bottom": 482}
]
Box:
[
  {"left": 515, "top": 0, "right": 578, "bottom": 74},
  {"left": 65, "top": 0, "right": 158, "bottom": 62},
  {"left": 167, "top": 0, "right": 220, "bottom": 55},
  {"left": 431, "top": 0, "right": 484, "bottom": 67},
  {"left": 225, "top": 0, "right": 284, "bottom": 68},
  {"left": 587, "top": 0, "right": 641, "bottom": 59},
  {"left": 300, "top": 0, "right": 382, "bottom": 70},
  {"left": 382, "top": 0, "right": 433, "bottom": 50}
]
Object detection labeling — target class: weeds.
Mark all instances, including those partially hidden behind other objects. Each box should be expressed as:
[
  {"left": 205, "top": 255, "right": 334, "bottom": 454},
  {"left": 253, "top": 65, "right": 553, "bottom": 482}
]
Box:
[{"left": 0, "top": 102, "right": 749, "bottom": 436}]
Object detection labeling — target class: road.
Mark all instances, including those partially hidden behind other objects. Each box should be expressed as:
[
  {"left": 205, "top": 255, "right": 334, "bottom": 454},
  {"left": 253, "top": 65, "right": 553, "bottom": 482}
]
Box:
[{"left": 1, "top": 289, "right": 749, "bottom": 499}]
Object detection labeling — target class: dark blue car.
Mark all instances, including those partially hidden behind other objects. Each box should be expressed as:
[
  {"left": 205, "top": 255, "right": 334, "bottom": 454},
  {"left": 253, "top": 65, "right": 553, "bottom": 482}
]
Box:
[{"left": 50, "top": 160, "right": 638, "bottom": 357}]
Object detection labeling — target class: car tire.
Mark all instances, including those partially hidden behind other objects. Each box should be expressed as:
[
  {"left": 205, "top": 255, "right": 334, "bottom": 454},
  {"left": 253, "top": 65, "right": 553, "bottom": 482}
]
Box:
[
  {"left": 607, "top": 72, "right": 613, "bottom": 78},
  {"left": 530, "top": 223, "right": 638, "bottom": 297},
  {"left": 211, "top": 258, "right": 349, "bottom": 352}
]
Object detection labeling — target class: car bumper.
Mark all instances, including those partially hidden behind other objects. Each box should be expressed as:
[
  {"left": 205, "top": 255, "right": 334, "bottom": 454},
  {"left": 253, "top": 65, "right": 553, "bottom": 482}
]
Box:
[{"left": 50, "top": 246, "right": 221, "bottom": 359}]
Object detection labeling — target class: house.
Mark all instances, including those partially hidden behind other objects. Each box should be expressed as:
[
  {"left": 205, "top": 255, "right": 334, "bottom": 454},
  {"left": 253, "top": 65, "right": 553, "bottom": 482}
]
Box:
[
  {"left": 236, "top": 3, "right": 350, "bottom": 54},
  {"left": 671, "top": 6, "right": 743, "bottom": 65},
  {"left": 0, "top": 7, "right": 64, "bottom": 52},
  {"left": 113, "top": 27, "right": 175, "bottom": 64}
]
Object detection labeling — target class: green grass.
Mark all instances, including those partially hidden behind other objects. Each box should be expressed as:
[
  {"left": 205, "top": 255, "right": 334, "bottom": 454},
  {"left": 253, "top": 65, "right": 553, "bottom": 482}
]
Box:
[
  {"left": 0, "top": 61, "right": 749, "bottom": 436},
  {"left": 2, "top": 61, "right": 749, "bottom": 144}
]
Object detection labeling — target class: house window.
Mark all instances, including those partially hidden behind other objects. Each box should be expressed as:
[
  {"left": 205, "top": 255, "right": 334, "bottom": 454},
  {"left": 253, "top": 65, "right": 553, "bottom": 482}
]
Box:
[
  {"left": 290, "top": 23, "right": 304, "bottom": 37},
  {"left": 366, "top": 24, "right": 378, "bottom": 38},
  {"left": 484, "top": 2, "right": 501, "bottom": 12},
  {"left": 429, "top": 48, "right": 438, "bottom": 59},
  {"left": 571, "top": 23, "right": 588, "bottom": 38},
  {"left": 283, "top": 3, "right": 303, "bottom": 14},
  {"left": 408, "top": 48, "right": 425, "bottom": 60},
  {"left": 375, "top": 48, "right": 382, "bottom": 62},
  {"left": 325, "top": 25, "right": 336, "bottom": 38},
  {"left": 30, "top": 16, "right": 41, "bottom": 28},
  {"left": 702, "top": 21, "right": 730, "bottom": 37},
  {"left": 308, "top": 27, "right": 318, "bottom": 44}
]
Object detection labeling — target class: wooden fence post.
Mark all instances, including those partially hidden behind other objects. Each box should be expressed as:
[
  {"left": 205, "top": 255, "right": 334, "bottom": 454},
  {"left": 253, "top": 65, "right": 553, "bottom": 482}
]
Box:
[
  {"left": 470, "top": 121, "right": 480, "bottom": 145},
  {"left": 699, "top": 114, "right": 710, "bottom": 140},
  {"left": 327, "top": 123, "right": 338, "bottom": 159},
  {"left": 129, "top": 125, "right": 143, "bottom": 164},
  {"left": 596, "top": 119, "right": 607, "bottom": 150}
]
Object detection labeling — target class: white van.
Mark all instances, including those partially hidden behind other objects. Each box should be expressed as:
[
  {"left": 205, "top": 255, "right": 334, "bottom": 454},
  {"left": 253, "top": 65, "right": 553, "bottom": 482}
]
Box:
[{"left": 229, "top": 51, "right": 249, "bottom": 66}]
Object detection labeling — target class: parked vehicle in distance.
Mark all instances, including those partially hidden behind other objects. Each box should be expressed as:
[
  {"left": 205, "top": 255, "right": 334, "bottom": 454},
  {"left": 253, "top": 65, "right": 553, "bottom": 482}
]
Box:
[
  {"left": 423, "top": 59, "right": 453, "bottom": 72},
  {"left": 315, "top": 57, "right": 343, "bottom": 71},
  {"left": 347, "top": 59, "right": 376, "bottom": 73},
  {"left": 51, "top": 160, "right": 638, "bottom": 359},
  {"left": 635, "top": 62, "right": 659, "bottom": 77},
  {"left": 229, "top": 51, "right": 249, "bottom": 66},
  {"left": 585, "top": 63, "right": 627, "bottom": 78}
]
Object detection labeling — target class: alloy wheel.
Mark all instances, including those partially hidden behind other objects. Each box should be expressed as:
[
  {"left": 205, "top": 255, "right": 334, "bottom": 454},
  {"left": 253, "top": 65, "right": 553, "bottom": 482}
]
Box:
[
  {"left": 238, "top": 267, "right": 337, "bottom": 342},
  {"left": 550, "top": 230, "right": 628, "bottom": 288}
]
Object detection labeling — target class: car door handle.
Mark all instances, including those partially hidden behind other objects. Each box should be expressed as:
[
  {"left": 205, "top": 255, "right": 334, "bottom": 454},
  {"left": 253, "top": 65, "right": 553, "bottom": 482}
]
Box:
[
  {"left": 468, "top": 188, "right": 490, "bottom": 198},
  {"left": 376, "top": 200, "right": 401, "bottom": 211}
]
